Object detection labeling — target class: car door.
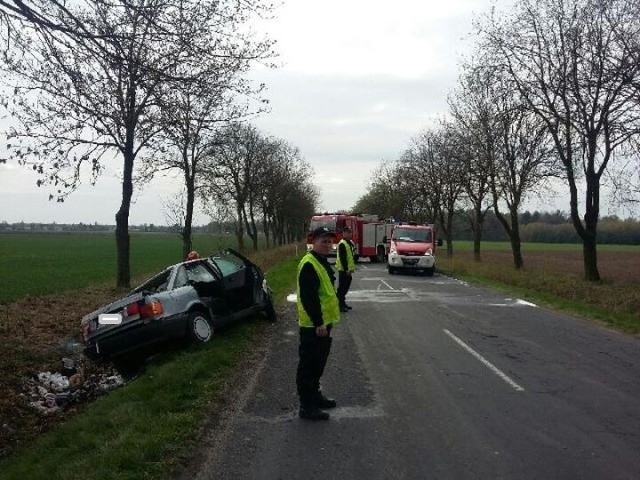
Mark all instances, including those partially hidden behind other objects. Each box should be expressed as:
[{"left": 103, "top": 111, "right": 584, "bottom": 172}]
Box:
[{"left": 210, "top": 250, "right": 253, "bottom": 314}]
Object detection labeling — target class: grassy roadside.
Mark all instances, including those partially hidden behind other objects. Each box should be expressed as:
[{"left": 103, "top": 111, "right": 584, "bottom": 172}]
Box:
[
  {"left": 0, "top": 246, "right": 302, "bottom": 480},
  {"left": 437, "top": 245, "right": 640, "bottom": 335}
]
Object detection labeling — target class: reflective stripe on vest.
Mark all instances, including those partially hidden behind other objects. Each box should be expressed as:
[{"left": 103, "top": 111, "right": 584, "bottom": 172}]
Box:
[
  {"left": 335, "top": 239, "right": 355, "bottom": 272},
  {"left": 297, "top": 253, "right": 340, "bottom": 328}
]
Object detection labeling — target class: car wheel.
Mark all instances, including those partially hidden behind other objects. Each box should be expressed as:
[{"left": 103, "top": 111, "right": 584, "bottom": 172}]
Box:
[
  {"left": 424, "top": 267, "right": 435, "bottom": 277},
  {"left": 388, "top": 266, "right": 395, "bottom": 274},
  {"left": 187, "top": 311, "right": 213, "bottom": 344},
  {"left": 264, "top": 294, "right": 277, "bottom": 322}
]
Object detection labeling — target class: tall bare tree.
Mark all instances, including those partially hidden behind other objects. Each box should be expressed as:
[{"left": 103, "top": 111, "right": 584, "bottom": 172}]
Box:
[
  {"left": 482, "top": 0, "right": 640, "bottom": 280},
  {"left": 201, "top": 123, "right": 264, "bottom": 250},
  {"left": 408, "top": 124, "right": 466, "bottom": 257},
  {"left": 449, "top": 66, "right": 497, "bottom": 262},
  {"left": 2, "top": 0, "right": 275, "bottom": 287}
]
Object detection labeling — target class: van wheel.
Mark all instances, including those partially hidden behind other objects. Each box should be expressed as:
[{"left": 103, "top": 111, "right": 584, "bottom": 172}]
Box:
[{"left": 187, "top": 311, "right": 213, "bottom": 343}]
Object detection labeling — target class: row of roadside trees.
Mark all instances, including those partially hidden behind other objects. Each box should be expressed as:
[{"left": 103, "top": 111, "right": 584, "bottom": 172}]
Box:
[
  {"left": 354, "top": 0, "right": 640, "bottom": 281},
  {"left": 0, "top": 1, "right": 318, "bottom": 288}
]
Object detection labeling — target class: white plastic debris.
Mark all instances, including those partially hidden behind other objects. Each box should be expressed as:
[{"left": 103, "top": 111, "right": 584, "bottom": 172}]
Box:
[{"left": 37, "top": 372, "right": 70, "bottom": 392}]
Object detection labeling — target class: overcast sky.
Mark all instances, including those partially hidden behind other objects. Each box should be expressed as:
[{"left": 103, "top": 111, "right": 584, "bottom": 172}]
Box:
[{"left": 1, "top": 0, "right": 589, "bottom": 226}]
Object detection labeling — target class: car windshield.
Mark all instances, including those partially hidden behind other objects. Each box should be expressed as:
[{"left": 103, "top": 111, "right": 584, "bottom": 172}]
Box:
[
  {"left": 210, "top": 251, "right": 245, "bottom": 278},
  {"left": 392, "top": 228, "right": 432, "bottom": 243}
]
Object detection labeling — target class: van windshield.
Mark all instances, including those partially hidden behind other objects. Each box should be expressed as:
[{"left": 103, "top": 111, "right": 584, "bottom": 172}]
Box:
[
  {"left": 392, "top": 228, "right": 432, "bottom": 243},
  {"left": 310, "top": 218, "right": 336, "bottom": 231}
]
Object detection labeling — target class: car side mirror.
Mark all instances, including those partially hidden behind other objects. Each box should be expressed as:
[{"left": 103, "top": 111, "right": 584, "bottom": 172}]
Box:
[
  {"left": 382, "top": 236, "right": 387, "bottom": 243},
  {"left": 437, "top": 239, "right": 443, "bottom": 247}
]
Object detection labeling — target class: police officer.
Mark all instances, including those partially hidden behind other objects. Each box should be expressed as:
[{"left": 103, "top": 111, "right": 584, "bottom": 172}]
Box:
[
  {"left": 336, "top": 226, "right": 356, "bottom": 312},
  {"left": 296, "top": 226, "right": 340, "bottom": 421}
]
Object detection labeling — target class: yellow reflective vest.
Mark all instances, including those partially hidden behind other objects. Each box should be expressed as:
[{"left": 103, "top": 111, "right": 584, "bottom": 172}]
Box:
[
  {"left": 335, "top": 239, "right": 355, "bottom": 272},
  {"left": 297, "top": 253, "right": 340, "bottom": 328}
]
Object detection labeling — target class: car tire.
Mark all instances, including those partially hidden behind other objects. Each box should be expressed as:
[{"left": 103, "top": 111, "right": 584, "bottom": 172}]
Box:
[
  {"left": 187, "top": 311, "right": 213, "bottom": 344},
  {"left": 424, "top": 267, "right": 435, "bottom": 277},
  {"left": 264, "top": 294, "right": 277, "bottom": 322},
  {"left": 388, "top": 266, "right": 395, "bottom": 274}
]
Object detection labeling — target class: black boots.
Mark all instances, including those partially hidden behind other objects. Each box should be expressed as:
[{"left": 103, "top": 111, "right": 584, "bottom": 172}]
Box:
[
  {"left": 299, "top": 406, "right": 330, "bottom": 421},
  {"left": 299, "top": 394, "right": 337, "bottom": 420},
  {"left": 315, "top": 395, "right": 337, "bottom": 409}
]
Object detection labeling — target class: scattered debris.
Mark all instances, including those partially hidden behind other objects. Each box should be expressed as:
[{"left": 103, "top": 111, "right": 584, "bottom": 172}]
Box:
[{"left": 23, "top": 356, "right": 124, "bottom": 416}]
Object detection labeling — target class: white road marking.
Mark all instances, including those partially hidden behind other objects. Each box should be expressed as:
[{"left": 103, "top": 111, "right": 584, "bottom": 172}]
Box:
[
  {"left": 515, "top": 299, "right": 537, "bottom": 307},
  {"left": 443, "top": 329, "right": 525, "bottom": 392},
  {"left": 380, "top": 279, "right": 394, "bottom": 291},
  {"left": 486, "top": 298, "right": 538, "bottom": 307}
]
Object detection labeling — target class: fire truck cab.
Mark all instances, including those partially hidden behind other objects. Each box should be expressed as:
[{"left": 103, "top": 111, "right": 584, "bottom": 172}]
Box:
[{"left": 387, "top": 222, "right": 441, "bottom": 276}]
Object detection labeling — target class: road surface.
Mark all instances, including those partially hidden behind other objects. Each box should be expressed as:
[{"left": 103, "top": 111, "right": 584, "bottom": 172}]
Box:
[{"left": 179, "top": 262, "right": 640, "bottom": 480}]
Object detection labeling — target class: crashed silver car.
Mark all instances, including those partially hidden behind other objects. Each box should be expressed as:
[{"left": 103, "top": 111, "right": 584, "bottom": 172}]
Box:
[{"left": 80, "top": 249, "right": 276, "bottom": 361}]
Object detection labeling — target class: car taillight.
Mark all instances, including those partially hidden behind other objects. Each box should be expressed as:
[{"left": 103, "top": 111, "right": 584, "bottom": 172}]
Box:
[
  {"left": 141, "top": 300, "right": 163, "bottom": 319},
  {"left": 126, "top": 303, "right": 141, "bottom": 316}
]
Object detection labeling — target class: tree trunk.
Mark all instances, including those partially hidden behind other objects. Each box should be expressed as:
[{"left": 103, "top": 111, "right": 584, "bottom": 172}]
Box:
[
  {"left": 235, "top": 205, "right": 245, "bottom": 251},
  {"left": 473, "top": 207, "right": 482, "bottom": 262},
  {"left": 115, "top": 147, "right": 134, "bottom": 288},
  {"left": 473, "top": 229, "right": 482, "bottom": 262},
  {"left": 446, "top": 211, "right": 454, "bottom": 257},
  {"left": 510, "top": 221, "right": 524, "bottom": 269},
  {"left": 182, "top": 175, "right": 195, "bottom": 259},
  {"left": 494, "top": 206, "right": 524, "bottom": 269},
  {"left": 262, "top": 212, "right": 270, "bottom": 248},
  {"left": 568, "top": 170, "right": 601, "bottom": 281},
  {"left": 582, "top": 233, "right": 599, "bottom": 281},
  {"left": 583, "top": 175, "right": 601, "bottom": 281}
]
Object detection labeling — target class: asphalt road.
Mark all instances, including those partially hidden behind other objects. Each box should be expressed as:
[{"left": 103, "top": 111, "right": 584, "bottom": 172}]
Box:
[{"left": 180, "top": 261, "right": 640, "bottom": 480}]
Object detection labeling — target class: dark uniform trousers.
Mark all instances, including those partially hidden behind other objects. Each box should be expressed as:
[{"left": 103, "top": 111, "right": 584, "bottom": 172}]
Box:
[
  {"left": 296, "top": 326, "right": 333, "bottom": 407},
  {"left": 337, "top": 271, "right": 352, "bottom": 307}
]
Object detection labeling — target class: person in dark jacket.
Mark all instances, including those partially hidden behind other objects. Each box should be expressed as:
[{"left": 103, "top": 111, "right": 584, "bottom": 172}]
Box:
[
  {"left": 296, "top": 226, "right": 341, "bottom": 421},
  {"left": 336, "top": 226, "right": 356, "bottom": 312}
]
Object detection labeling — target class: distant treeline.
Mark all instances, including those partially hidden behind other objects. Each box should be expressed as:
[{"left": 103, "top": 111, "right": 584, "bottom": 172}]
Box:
[
  {"left": 450, "top": 211, "right": 640, "bottom": 244},
  {"left": 0, "top": 221, "right": 236, "bottom": 234}
]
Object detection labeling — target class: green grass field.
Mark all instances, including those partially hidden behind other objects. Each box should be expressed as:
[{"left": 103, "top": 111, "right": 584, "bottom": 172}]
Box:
[
  {"left": 447, "top": 240, "right": 640, "bottom": 253},
  {"left": 0, "top": 233, "right": 242, "bottom": 304}
]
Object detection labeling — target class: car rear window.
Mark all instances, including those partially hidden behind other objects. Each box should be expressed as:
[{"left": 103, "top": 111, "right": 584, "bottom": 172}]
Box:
[{"left": 132, "top": 269, "right": 172, "bottom": 293}]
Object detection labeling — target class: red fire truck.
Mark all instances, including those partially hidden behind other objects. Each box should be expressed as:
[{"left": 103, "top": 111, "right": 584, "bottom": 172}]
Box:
[{"left": 306, "top": 213, "right": 394, "bottom": 263}]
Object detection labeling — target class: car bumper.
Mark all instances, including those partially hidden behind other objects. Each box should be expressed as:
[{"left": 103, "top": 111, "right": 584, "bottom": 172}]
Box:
[
  {"left": 84, "top": 312, "right": 189, "bottom": 359},
  {"left": 388, "top": 254, "right": 435, "bottom": 269}
]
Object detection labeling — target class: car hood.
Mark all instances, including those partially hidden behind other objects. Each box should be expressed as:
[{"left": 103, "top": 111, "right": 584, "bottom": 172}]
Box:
[
  {"left": 80, "top": 291, "right": 145, "bottom": 326},
  {"left": 393, "top": 241, "right": 433, "bottom": 255}
]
